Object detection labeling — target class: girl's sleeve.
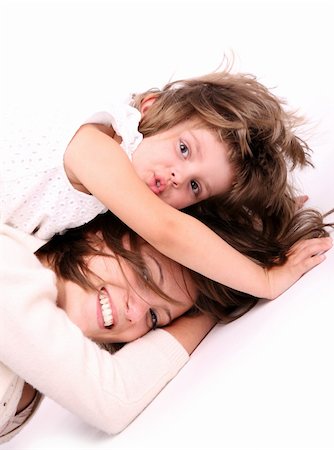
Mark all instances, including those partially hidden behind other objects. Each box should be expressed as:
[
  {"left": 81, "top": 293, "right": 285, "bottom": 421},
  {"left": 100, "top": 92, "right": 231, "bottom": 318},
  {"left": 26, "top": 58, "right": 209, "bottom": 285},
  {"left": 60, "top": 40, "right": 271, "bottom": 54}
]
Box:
[{"left": 0, "top": 225, "right": 189, "bottom": 434}]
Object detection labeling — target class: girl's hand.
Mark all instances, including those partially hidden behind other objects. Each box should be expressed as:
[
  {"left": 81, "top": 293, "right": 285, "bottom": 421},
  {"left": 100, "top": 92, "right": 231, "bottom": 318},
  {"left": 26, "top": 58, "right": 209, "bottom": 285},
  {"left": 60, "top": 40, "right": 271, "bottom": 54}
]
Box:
[{"left": 267, "top": 236, "right": 333, "bottom": 300}]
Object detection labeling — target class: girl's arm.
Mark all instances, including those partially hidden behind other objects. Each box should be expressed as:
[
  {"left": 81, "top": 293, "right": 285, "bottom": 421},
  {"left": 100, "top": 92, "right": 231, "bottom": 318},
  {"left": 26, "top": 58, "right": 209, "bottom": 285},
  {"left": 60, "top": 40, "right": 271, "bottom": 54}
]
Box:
[
  {"left": 65, "top": 125, "right": 332, "bottom": 299},
  {"left": 0, "top": 225, "right": 214, "bottom": 434}
]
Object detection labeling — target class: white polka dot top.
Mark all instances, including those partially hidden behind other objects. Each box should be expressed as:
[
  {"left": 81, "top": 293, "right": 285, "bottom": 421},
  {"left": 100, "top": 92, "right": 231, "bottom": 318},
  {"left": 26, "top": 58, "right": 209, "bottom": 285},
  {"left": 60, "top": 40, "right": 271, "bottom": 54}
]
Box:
[{"left": 0, "top": 104, "right": 143, "bottom": 240}]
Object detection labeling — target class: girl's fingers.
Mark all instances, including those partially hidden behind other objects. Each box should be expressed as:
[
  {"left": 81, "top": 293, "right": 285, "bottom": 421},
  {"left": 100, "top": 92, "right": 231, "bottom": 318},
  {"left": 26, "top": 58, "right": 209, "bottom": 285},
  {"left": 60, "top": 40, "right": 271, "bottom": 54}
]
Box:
[
  {"left": 301, "top": 252, "right": 327, "bottom": 273},
  {"left": 289, "top": 237, "right": 332, "bottom": 258},
  {"left": 287, "top": 238, "right": 332, "bottom": 273}
]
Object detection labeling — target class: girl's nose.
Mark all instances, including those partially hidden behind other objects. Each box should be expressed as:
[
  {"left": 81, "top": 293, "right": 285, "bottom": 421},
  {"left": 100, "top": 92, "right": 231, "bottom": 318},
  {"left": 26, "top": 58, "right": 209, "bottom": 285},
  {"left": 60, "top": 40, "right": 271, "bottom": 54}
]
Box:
[
  {"left": 125, "top": 295, "right": 149, "bottom": 323},
  {"left": 171, "top": 169, "right": 186, "bottom": 187}
]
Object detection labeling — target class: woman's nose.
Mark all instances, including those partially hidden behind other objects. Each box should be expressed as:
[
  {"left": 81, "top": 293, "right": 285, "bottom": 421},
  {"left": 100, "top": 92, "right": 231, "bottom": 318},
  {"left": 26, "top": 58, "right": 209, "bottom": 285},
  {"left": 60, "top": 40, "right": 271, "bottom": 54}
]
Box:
[{"left": 125, "top": 295, "right": 149, "bottom": 323}]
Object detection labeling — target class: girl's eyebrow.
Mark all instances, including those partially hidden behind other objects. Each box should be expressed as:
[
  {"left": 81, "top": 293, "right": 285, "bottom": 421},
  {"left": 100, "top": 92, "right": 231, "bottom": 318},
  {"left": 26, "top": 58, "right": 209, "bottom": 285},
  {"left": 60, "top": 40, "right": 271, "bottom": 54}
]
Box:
[
  {"left": 187, "top": 130, "right": 201, "bottom": 157},
  {"left": 188, "top": 130, "right": 212, "bottom": 197}
]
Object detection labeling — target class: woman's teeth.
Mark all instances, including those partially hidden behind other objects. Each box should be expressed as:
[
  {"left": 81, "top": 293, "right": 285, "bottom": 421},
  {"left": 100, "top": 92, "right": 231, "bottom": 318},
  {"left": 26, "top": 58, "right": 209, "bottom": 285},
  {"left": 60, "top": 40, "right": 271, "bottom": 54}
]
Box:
[{"left": 99, "top": 290, "right": 113, "bottom": 328}]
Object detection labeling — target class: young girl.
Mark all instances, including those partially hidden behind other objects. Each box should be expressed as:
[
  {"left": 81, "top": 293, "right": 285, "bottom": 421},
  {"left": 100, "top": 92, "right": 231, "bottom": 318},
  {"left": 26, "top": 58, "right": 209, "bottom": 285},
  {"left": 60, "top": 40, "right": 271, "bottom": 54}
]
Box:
[{"left": 1, "top": 67, "right": 332, "bottom": 302}]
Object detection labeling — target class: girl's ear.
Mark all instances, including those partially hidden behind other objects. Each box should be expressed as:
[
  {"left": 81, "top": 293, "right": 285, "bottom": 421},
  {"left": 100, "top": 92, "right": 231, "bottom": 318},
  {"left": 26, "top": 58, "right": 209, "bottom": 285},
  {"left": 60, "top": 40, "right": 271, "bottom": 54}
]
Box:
[{"left": 140, "top": 94, "right": 158, "bottom": 116}]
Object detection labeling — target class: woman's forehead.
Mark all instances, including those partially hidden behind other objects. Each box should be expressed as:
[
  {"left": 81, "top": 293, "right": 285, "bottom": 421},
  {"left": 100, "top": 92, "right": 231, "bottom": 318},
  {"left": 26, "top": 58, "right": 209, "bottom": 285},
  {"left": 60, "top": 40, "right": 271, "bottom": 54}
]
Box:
[
  {"left": 142, "top": 245, "right": 196, "bottom": 297},
  {"left": 100, "top": 234, "right": 197, "bottom": 303}
]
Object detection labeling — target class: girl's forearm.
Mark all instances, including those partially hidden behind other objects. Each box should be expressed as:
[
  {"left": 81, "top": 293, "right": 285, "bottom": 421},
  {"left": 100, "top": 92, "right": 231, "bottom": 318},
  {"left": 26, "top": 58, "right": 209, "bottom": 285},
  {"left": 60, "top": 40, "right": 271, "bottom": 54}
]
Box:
[
  {"left": 66, "top": 125, "right": 271, "bottom": 296},
  {"left": 66, "top": 126, "right": 331, "bottom": 300}
]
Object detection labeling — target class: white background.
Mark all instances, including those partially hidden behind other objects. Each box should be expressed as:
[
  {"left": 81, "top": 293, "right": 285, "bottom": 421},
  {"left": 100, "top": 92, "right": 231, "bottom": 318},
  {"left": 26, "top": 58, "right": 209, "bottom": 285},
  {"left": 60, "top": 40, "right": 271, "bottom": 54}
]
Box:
[
  {"left": 1, "top": 1, "right": 334, "bottom": 449},
  {"left": 1, "top": 0, "right": 333, "bottom": 210}
]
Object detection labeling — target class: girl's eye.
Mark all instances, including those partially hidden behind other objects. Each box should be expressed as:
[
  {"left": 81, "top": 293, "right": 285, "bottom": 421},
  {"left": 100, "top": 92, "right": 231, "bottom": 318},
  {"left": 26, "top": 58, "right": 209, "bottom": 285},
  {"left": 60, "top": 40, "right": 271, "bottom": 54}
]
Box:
[
  {"left": 149, "top": 308, "right": 158, "bottom": 330},
  {"left": 179, "top": 141, "right": 189, "bottom": 158},
  {"left": 190, "top": 180, "right": 200, "bottom": 195}
]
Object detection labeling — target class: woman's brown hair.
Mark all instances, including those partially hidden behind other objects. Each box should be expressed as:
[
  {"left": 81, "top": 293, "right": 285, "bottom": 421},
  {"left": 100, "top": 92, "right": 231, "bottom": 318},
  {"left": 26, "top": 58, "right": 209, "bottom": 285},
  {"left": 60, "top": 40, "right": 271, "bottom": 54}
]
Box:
[
  {"left": 36, "top": 206, "right": 333, "bottom": 329},
  {"left": 186, "top": 206, "right": 333, "bottom": 321}
]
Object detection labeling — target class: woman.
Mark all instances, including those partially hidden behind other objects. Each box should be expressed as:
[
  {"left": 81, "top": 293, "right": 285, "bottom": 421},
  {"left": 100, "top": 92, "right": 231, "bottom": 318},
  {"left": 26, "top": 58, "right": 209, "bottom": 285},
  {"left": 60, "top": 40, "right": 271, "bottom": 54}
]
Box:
[
  {"left": 0, "top": 212, "right": 216, "bottom": 443},
  {"left": 0, "top": 210, "right": 332, "bottom": 443}
]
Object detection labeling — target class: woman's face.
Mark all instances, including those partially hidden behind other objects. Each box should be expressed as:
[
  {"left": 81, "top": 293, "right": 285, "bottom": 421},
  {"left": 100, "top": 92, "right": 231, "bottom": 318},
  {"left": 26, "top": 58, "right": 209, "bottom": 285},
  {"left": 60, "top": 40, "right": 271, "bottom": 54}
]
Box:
[{"left": 56, "top": 239, "right": 196, "bottom": 344}]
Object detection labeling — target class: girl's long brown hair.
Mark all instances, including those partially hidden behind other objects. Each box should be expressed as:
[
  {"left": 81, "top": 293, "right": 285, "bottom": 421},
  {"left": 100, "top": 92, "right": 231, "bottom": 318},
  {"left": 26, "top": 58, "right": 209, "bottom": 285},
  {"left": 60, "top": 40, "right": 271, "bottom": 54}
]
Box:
[
  {"left": 132, "top": 64, "right": 333, "bottom": 321},
  {"left": 132, "top": 65, "right": 316, "bottom": 234}
]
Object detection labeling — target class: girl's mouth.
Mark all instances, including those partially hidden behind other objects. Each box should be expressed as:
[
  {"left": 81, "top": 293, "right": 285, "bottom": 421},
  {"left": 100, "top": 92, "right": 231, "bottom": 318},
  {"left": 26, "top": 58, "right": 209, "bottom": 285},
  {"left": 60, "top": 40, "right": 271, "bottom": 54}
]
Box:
[
  {"left": 99, "top": 288, "right": 113, "bottom": 329},
  {"left": 149, "top": 176, "right": 166, "bottom": 195}
]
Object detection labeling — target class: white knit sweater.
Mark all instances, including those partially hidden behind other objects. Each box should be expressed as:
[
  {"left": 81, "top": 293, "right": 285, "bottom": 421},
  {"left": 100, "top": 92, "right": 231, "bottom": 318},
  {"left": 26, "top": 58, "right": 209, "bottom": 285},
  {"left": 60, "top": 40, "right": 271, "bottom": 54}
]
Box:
[
  {"left": 0, "top": 225, "right": 189, "bottom": 441},
  {"left": 0, "top": 104, "right": 142, "bottom": 240}
]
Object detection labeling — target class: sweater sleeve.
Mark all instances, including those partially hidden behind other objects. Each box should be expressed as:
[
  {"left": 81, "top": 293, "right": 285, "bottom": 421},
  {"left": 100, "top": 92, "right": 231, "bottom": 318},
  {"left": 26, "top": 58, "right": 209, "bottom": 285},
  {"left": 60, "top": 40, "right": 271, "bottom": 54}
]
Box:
[{"left": 0, "top": 225, "right": 189, "bottom": 434}]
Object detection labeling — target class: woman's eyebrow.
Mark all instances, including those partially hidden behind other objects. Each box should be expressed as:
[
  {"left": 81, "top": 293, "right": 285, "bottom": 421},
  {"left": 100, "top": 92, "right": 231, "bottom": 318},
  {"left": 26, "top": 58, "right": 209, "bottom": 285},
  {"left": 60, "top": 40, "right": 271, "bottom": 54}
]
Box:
[
  {"left": 150, "top": 255, "right": 164, "bottom": 286},
  {"left": 149, "top": 256, "right": 173, "bottom": 324}
]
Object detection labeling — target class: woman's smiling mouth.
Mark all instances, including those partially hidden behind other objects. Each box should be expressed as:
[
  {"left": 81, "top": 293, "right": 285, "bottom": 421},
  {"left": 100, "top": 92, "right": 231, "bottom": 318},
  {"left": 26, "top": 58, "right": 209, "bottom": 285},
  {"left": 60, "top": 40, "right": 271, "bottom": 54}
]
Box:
[{"left": 99, "top": 288, "right": 113, "bottom": 328}]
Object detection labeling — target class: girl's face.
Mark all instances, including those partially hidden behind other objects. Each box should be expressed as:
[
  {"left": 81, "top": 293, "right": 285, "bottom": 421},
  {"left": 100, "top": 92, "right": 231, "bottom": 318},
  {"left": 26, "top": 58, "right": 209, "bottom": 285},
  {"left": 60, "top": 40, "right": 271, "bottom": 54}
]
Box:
[
  {"left": 56, "top": 240, "right": 195, "bottom": 344},
  {"left": 132, "top": 119, "right": 234, "bottom": 209}
]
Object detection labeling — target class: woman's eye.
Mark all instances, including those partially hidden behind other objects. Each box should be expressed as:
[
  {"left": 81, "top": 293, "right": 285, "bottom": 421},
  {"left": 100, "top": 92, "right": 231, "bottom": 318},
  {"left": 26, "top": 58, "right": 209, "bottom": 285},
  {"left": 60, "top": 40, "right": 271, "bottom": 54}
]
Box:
[
  {"left": 142, "top": 268, "right": 149, "bottom": 282},
  {"left": 149, "top": 308, "right": 158, "bottom": 330},
  {"left": 179, "top": 141, "right": 189, "bottom": 158},
  {"left": 190, "top": 180, "right": 200, "bottom": 195}
]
